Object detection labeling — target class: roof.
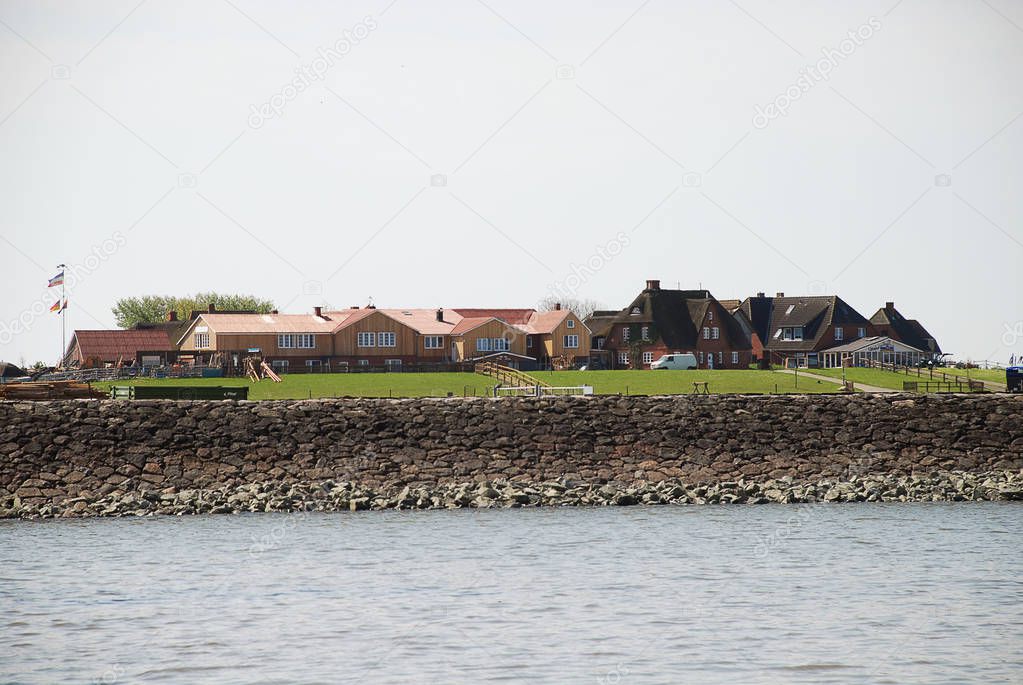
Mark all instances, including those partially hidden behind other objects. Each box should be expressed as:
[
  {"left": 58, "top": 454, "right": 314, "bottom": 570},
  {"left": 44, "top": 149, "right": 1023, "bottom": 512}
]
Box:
[
  {"left": 823, "top": 335, "right": 926, "bottom": 355},
  {"left": 718, "top": 299, "right": 742, "bottom": 312},
  {"left": 375, "top": 308, "right": 462, "bottom": 335},
  {"left": 739, "top": 295, "right": 870, "bottom": 351},
  {"left": 584, "top": 311, "right": 620, "bottom": 338},
  {"left": 452, "top": 308, "right": 535, "bottom": 325},
  {"left": 450, "top": 316, "right": 499, "bottom": 335},
  {"left": 519, "top": 310, "right": 569, "bottom": 334},
  {"left": 71, "top": 329, "right": 176, "bottom": 361},
  {"left": 870, "top": 304, "right": 940, "bottom": 354},
  {"left": 179, "top": 312, "right": 339, "bottom": 344},
  {"left": 0, "top": 362, "right": 28, "bottom": 378}
]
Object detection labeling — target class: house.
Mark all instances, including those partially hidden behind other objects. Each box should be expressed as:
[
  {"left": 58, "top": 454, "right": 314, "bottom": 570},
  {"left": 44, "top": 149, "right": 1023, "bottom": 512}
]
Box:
[
  {"left": 587, "top": 280, "right": 753, "bottom": 369},
  {"left": 176, "top": 307, "right": 338, "bottom": 373},
  {"left": 869, "top": 302, "right": 941, "bottom": 357},
  {"left": 819, "top": 336, "right": 930, "bottom": 369},
  {"left": 737, "top": 292, "right": 875, "bottom": 368},
  {"left": 63, "top": 328, "right": 179, "bottom": 368}
]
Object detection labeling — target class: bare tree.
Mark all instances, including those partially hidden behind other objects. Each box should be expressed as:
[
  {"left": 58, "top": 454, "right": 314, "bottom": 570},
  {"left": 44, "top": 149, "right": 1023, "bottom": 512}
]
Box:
[{"left": 537, "top": 296, "right": 604, "bottom": 320}]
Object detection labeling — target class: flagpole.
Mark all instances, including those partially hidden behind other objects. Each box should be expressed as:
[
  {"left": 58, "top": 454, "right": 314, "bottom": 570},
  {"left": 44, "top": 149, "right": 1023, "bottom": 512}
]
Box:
[{"left": 57, "top": 263, "right": 66, "bottom": 368}]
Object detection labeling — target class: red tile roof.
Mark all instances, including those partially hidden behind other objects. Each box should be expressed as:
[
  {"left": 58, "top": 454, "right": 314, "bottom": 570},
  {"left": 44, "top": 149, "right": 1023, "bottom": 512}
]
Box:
[
  {"left": 72, "top": 329, "right": 175, "bottom": 360},
  {"left": 452, "top": 308, "right": 536, "bottom": 325},
  {"left": 449, "top": 317, "right": 498, "bottom": 335}
]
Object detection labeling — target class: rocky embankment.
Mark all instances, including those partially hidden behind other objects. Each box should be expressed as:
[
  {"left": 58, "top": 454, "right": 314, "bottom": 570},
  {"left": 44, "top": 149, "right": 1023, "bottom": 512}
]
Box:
[
  {"left": 6, "top": 471, "right": 1022, "bottom": 518},
  {"left": 2, "top": 394, "right": 1022, "bottom": 518}
]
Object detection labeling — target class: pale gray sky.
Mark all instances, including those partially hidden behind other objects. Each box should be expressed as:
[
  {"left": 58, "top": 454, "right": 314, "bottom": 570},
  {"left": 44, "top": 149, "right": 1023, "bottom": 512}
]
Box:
[{"left": 1, "top": 0, "right": 1021, "bottom": 366}]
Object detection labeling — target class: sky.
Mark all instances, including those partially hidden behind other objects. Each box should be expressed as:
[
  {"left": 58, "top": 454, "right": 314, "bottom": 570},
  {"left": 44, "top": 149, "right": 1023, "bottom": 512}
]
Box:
[{"left": 1, "top": 0, "right": 1021, "bottom": 367}]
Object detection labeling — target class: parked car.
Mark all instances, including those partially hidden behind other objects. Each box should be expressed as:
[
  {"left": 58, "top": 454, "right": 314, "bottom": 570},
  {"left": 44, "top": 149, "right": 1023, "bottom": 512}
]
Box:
[{"left": 650, "top": 353, "right": 698, "bottom": 370}]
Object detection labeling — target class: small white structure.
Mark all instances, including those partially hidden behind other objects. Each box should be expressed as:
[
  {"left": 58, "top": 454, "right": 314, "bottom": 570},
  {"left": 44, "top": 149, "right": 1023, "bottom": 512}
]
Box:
[{"left": 820, "top": 336, "right": 928, "bottom": 369}]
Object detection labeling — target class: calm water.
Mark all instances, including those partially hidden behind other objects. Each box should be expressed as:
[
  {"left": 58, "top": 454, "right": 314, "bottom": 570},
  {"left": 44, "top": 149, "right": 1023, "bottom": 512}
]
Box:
[{"left": 1, "top": 504, "right": 1021, "bottom": 684}]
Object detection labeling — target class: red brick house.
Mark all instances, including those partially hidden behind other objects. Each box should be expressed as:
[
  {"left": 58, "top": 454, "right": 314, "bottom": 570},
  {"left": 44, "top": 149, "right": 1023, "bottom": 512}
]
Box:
[
  {"left": 869, "top": 302, "right": 941, "bottom": 358},
  {"left": 736, "top": 292, "right": 876, "bottom": 368},
  {"left": 587, "top": 280, "right": 753, "bottom": 369}
]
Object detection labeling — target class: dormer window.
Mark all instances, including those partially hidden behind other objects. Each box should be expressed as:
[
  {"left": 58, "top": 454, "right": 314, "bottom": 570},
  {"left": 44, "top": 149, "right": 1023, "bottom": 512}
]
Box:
[{"left": 630, "top": 307, "right": 641, "bottom": 316}]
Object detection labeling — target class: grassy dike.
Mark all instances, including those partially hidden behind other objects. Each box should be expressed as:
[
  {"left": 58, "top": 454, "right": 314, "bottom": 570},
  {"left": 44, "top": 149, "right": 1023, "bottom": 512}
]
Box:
[{"left": 92, "top": 369, "right": 839, "bottom": 400}]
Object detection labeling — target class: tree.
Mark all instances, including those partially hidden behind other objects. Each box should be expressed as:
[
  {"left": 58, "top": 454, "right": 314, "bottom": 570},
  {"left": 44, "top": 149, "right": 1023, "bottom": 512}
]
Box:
[
  {"left": 112, "top": 293, "right": 275, "bottom": 328},
  {"left": 536, "top": 296, "right": 603, "bottom": 321}
]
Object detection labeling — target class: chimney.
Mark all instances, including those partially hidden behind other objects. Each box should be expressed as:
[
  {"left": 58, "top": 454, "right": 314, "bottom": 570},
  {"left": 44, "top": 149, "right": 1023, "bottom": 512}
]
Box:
[
  {"left": 885, "top": 301, "right": 894, "bottom": 310},
  {"left": 756, "top": 292, "right": 765, "bottom": 298},
  {"left": 166, "top": 310, "right": 177, "bottom": 322},
  {"left": 435, "top": 308, "right": 444, "bottom": 322},
  {"left": 314, "top": 306, "right": 322, "bottom": 317},
  {"left": 555, "top": 302, "right": 561, "bottom": 311},
  {"left": 351, "top": 305, "right": 359, "bottom": 309},
  {"left": 271, "top": 309, "right": 279, "bottom": 315},
  {"left": 646, "top": 279, "right": 660, "bottom": 291},
  {"left": 208, "top": 303, "right": 216, "bottom": 313},
  {"left": 776, "top": 292, "right": 785, "bottom": 297}
]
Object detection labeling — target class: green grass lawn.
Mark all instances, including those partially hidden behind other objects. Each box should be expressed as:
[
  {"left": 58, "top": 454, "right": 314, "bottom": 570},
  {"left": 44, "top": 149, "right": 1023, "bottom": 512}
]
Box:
[
  {"left": 93, "top": 369, "right": 843, "bottom": 399},
  {"left": 94, "top": 373, "right": 498, "bottom": 400},
  {"left": 808, "top": 366, "right": 996, "bottom": 391},
  {"left": 533, "top": 369, "right": 838, "bottom": 395},
  {"left": 933, "top": 367, "right": 1007, "bottom": 384}
]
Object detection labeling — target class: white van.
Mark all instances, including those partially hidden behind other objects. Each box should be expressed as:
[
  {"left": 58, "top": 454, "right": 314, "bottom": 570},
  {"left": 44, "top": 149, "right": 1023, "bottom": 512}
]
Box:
[{"left": 650, "top": 353, "right": 698, "bottom": 370}]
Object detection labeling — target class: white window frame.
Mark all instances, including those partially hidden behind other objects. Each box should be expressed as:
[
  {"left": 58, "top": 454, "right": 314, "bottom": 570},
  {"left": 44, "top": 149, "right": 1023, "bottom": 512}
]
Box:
[
  {"left": 357, "top": 332, "right": 375, "bottom": 347},
  {"left": 622, "top": 327, "right": 630, "bottom": 343},
  {"left": 378, "top": 331, "right": 396, "bottom": 347},
  {"left": 424, "top": 335, "right": 443, "bottom": 349},
  {"left": 297, "top": 334, "right": 315, "bottom": 349},
  {"left": 732, "top": 351, "right": 739, "bottom": 365},
  {"left": 712, "top": 327, "right": 720, "bottom": 340},
  {"left": 384, "top": 359, "right": 402, "bottom": 369},
  {"left": 563, "top": 334, "right": 579, "bottom": 349},
  {"left": 718, "top": 351, "right": 723, "bottom": 364},
  {"left": 642, "top": 351, "right": 654, "bottom": 364},
  {"left": 278, "top": 334, "right": 294, "bottom": 349},
  {"left": 566, "top": 319, "right": 575, "bottom": 329},
  {"left": 698, "top": 351, "right": 704, "bottom": 363},
  {"left": 357, "top": 359, "right": 369, "bottom": 366},
  {"left": 834, "top": 327, "right": 844, "bottom": 341},
  {"left": 617, "top": 351, "right": 629, "bottom": 365},
  {"left": 194, "top": 332, "right": 210, "bottom": 349},
  {"left": 703, "top": 327, "right": 710, "bottom": 340},
  {"left": 641, "top": 326, "right": 649, "bottom": 341},
  {"left": 270, "top": 359, "right": 289, "bottom": 371},
  {"left": 305, "top": 359, "right": 322, "bottom": 371},
  {"left": 858, "top": 327, "right": 866, "bottom": 338},
  {"left": 492, "top": 337, "right": 510, "bottom": 352},
  {"left": 477, "top": 338, "right": 492, "bottom": 353},
  {"left": 708, "top": 310, "right": 714, "bottom": 321}
]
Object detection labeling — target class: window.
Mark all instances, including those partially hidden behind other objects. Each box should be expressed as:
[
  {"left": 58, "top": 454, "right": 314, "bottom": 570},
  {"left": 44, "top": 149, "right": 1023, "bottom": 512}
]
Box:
[
  {"left": 782, "top": 327, "right": 804, "bottom": 341},
  {"left": 297, "top": 334, "right": 315, "bottom": 349},
  {"left": 477, "top": 338, "right": 492, "bottom": 352},
  {"left": 378, "top": 331, "right": 396, "bottom": 347},
  {"left": 698, "top": 351, "right": 704, "bottom": 363},
  {"left": 708, "top": 310, "right": 714, "bottom": 321},
  {"left": 424, "top": 335, "right": 443, "bottom": 349},
  {"left": 785, "top": 304, "right": 795, "bottom": 315},
  {"left": 630, "top": 307, "right": 641, "bottom": 316},
  {"left": 567, "top": 319, "right": 575, "bottom": 329},
  {"left": 492, "top": 337, "right": 510, "bottom": 352},
  {"left": 357, "top": 332, "right": 375, "bottom": 347},
  {"left": 618, "top": 351, "right": 629, "bottom": 365},
  {"left": 595, "top": 337, "right": 604, "bottom": 350},
  {"left": 278, "top": 334, "right": 293, "bottom": 348},
  {"left": 642, "top": 351, "right": 654, "bottom": 364},
  {"left": 385, "top": 359, "right": 402, "bottom": 369},
  {"left": 641, "top": 326, "right": 649, "bottom": 341},
  {"left": 712, "top": 327, "right": 720, "bottom": 340},
  {"left": 563, "top": 335, "right": 579, "bottom": 349},
  {"left": 703, "top": 327, "right": 710, "bottom": 340},
  {"left": 357, "top": 359, "right": 369, "bottom": 366},
  {"left": 305, "top": 359, "right": 322, "bottom": 371},
  {"left": 718, "top": 351, "right": 723, "bottom": 364},
  {"left": 270, "top": 360, "right": 289, "bottom": 372},
  {"left": 834, "top": 327, "right": 844, "bottom": 341},
  {"left": 194, "top": 332, "right": 210, "bottom": 349},
  {"left": 858, "top": 327, "right": 866, "bottom": 338},
  {"left": 732, "top": 351, "right": 739, "bottom": 365},
  {"left": 527, "top": 336, "right": 534, "bottom": 349},
  {"left": 622, "top": 327, "right": 630, "bottom": 343}
]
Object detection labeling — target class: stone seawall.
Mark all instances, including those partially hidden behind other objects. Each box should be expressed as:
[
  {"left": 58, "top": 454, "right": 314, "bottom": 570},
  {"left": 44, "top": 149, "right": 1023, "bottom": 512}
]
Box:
[{"left": 2, "top": 394, "right": 1022, "bottom": 517}]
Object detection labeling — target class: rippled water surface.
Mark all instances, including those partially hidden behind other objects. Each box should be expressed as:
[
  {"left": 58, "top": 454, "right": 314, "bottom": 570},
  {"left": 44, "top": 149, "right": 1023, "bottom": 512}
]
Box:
[{"left": 2, "top": 503, "right": 1022, "bottom": 684}]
